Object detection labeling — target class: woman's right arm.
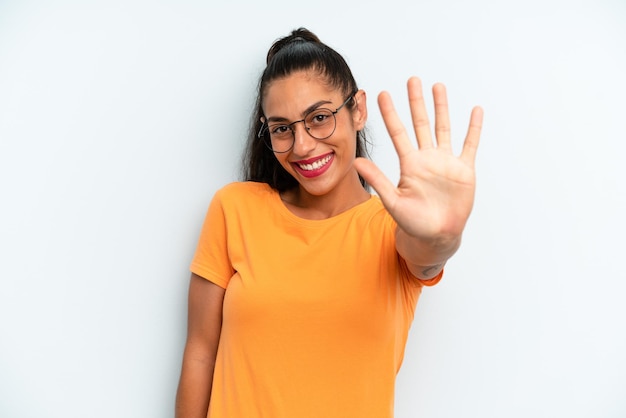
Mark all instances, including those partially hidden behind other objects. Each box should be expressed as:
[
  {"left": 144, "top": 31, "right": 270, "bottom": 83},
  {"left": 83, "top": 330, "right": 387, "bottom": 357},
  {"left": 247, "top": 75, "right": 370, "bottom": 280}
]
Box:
[{"left": 175, "top": 273, "right": 226, "bottom": 418}]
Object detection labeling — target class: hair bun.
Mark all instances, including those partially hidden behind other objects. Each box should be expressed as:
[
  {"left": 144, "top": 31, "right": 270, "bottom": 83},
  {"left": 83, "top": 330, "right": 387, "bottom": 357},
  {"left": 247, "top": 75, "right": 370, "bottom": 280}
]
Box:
[
  {"left": 266, "top": 27, "right": 321, "bottom": 64},
  {"left": 288, "top": 28, "right": 321, "bottom": 43}
]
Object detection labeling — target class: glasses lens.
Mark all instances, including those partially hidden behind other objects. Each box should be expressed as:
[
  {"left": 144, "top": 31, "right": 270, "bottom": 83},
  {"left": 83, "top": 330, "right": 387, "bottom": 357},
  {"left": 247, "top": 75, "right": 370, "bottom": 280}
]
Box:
[
  {"left": 265, "top": 124, "right": 293, "bottom": 153},
  {"left": 261, "top": 106, "right": 339, "bottom": 153},
  {"left": 305, "top": 109, "right": 335, "bottom": 140}
]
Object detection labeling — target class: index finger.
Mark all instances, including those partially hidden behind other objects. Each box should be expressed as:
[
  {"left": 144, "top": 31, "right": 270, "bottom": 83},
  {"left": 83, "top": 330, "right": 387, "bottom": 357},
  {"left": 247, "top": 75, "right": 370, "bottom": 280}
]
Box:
[{"left": 378, "top": 90, "right": 414, "bottom": 159}]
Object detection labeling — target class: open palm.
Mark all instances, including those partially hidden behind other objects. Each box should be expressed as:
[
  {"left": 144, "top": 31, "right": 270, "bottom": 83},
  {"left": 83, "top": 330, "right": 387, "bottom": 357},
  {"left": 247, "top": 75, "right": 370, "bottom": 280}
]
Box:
[{"left": 354, "top": 77, "right": 483, "bottom": 242}]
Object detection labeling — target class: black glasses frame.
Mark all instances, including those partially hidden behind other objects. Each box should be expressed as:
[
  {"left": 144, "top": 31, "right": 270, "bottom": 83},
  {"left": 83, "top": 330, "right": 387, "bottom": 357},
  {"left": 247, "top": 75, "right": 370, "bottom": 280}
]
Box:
[{"left": 257, "top": 91, "right": 357, "bottom": 153}]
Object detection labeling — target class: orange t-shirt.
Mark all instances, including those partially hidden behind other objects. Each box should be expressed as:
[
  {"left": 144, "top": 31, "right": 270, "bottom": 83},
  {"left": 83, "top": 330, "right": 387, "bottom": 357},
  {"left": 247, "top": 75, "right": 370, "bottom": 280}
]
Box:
[{"left": 190, "top": 182, "right": 441, "bottom": 418}]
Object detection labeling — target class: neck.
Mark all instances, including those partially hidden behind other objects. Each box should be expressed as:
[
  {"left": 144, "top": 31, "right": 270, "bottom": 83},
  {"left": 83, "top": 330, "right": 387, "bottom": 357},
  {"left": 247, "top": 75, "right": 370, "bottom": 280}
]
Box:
[{"left": 280, "top": 171, "right": 370, "bottom": 220}]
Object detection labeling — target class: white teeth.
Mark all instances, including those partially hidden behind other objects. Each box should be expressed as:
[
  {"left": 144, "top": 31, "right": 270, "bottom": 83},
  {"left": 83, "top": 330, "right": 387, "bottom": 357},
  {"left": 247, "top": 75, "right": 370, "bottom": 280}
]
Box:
[{"left": 297, "top": 154, "right": 332, "bottom": 171}]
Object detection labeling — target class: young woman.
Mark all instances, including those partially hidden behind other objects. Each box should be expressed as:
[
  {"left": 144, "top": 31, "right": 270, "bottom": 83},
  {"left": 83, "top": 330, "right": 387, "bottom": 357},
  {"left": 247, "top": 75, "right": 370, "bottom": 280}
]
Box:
[{"left": 176, "top": 28, "right": 482, "bottom": 418}]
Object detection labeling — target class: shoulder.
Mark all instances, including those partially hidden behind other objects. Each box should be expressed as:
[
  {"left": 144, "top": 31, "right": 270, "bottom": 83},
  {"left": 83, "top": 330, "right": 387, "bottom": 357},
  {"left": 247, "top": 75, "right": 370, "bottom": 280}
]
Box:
[
  {"left": 211, "top": 181, "right": 278, "bottom": 213},
  {"left": 359, "top": 194, "right": 393, "bottom": 225},
  {"left": 329, "top": 194, "right": 397, "bottom": 243},
  {"left": 366, "top": 194, "right": 386, "bottom": 213},
  {"left": 215, "top": 181, "right": 275, "bottom": 200}
]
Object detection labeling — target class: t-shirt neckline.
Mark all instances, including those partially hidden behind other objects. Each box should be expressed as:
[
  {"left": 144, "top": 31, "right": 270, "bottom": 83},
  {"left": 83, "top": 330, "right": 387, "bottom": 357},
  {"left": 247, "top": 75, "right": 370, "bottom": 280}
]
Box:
[{"left": 267, "top": 185, "right": 377, "bottom": 227}]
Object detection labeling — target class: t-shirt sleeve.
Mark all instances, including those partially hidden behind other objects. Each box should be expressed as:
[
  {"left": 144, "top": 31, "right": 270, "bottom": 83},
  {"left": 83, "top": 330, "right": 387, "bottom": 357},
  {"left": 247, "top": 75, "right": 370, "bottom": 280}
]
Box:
[
  {"left": 190, "top": 189, "right": 235, "bottom": 289},
  {"left": 417, "top": 268, "right": 444, "bottom": 286},
  {"left": 398, "top": 254, "right": 444, "bottom": 287}
]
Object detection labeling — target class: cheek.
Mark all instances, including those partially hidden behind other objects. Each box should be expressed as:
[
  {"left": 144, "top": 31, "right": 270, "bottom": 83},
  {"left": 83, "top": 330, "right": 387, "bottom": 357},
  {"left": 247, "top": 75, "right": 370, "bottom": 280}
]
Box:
[
  {"left": 274, "top": 154, "right": 292, "bottom": 170},
  {"left": 339, "top": 131, "right": 359, "bottom": 156}
]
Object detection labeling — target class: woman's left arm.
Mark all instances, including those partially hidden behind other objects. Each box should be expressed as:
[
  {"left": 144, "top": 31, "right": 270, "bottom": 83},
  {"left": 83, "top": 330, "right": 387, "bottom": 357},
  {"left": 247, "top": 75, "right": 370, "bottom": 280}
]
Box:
[{"left": 354, "top": 77, "right": 483, "bottom": 280}]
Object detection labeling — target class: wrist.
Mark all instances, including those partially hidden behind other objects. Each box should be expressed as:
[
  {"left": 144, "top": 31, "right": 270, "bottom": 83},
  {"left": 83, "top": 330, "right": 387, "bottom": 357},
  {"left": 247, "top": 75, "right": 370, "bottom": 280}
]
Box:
[{"left": 395, "top": 227, "right": 461, "bottom": 272}]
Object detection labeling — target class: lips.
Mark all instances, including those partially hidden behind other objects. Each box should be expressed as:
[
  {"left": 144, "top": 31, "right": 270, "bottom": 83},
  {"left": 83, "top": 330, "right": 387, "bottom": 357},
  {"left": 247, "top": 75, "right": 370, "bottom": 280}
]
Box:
[{"left": 292, "top": 152, "right": 334, "bottom": 178}]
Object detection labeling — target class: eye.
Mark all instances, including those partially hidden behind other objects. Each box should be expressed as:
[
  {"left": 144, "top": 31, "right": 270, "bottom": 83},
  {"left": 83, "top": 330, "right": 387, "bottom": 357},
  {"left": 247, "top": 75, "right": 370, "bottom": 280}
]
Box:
[
  {"left": 269, "top": 125, "right": 291, "bottom": 136},
  {"left": 306, "top": 110, "right": 333, "bottom": 126}
]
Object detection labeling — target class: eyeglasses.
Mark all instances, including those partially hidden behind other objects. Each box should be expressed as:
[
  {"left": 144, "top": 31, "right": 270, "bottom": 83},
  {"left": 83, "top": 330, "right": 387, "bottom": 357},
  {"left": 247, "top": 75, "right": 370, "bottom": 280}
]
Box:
[{"left": 258, "top": 92, "right": 356, "bottom": 153}]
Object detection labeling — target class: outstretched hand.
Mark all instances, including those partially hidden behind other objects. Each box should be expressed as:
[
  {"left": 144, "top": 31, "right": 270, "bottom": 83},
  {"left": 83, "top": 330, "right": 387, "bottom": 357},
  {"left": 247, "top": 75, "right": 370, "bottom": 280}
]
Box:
[{"left": 354, "top": 77, "right": 483, "bottom": 244}]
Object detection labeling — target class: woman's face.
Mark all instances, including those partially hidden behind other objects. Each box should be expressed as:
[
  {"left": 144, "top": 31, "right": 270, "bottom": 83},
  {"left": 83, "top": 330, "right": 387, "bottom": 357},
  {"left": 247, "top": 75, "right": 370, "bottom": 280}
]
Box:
[{"left": 262, "top": 71, "right": 367, "bottom": 198}]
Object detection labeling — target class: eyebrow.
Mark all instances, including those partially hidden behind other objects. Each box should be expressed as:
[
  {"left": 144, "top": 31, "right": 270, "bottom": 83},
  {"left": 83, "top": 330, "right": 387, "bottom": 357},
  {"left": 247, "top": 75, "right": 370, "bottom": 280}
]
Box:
[{"left": 265, "top": 99, "right": 333, "bottom": 123}]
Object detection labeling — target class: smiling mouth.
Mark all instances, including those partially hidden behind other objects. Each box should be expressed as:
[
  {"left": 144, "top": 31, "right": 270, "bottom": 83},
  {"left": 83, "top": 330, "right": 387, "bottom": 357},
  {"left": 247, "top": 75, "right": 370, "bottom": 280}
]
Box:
[{"left": 295, "top": 153, "right": 333, "bottom": 171}]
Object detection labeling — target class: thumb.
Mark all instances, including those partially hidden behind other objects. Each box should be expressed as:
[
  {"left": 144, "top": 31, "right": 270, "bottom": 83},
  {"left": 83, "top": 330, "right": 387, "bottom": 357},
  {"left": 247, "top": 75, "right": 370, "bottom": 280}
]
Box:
[{"left": 353, "top": 157, "right": 397, "bottom": 205}]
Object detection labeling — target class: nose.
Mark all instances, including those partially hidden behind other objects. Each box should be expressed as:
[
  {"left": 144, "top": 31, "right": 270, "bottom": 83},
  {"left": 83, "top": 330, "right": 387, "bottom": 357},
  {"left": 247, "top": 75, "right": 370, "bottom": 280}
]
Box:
[{"left": 291, "top": 121, "right": 317, "bottom": 156}]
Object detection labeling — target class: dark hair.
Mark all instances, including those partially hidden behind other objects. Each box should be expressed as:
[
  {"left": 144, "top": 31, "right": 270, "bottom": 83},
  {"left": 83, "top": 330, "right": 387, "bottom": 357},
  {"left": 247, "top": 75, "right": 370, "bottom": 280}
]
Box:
[{"left": 241, "top": 28, "right": 370, "bottom": 192}]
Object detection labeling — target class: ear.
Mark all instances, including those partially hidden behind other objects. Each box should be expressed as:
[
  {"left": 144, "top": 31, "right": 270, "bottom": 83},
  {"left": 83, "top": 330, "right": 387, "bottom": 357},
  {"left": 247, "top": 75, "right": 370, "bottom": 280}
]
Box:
[{"left": 352, "top": 89, "right": 367, "bottom": 131}]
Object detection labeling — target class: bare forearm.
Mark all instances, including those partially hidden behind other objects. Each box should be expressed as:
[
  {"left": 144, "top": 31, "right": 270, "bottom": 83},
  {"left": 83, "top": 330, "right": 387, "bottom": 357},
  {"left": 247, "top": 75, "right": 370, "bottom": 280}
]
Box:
[
  {"left": 177, "top": 274, "right": 225, "bottom": 418},
  {"left": 175, "top": 351, "right": 216, "bottom": 418},
  {"left": 395, "top": 227, "right": 461, "bottom": 279}
]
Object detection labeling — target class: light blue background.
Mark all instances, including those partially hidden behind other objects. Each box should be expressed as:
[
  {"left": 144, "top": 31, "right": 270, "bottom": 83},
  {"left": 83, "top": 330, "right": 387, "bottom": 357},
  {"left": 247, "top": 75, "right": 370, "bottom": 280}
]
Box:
[{"left": 1, "top": 1, "right": 625, "bottom": 416}]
